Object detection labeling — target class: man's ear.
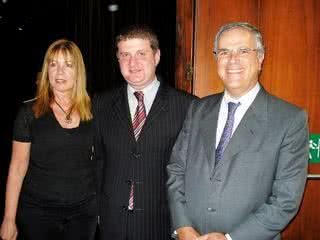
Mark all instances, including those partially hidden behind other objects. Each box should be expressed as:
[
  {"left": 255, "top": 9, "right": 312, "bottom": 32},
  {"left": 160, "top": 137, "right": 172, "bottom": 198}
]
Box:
[
  {"left": 155, "top": 49, "right": 161, "bottom": 66},
  {"left": 258, "top": 53, "right": 264, "bottom": 71}
]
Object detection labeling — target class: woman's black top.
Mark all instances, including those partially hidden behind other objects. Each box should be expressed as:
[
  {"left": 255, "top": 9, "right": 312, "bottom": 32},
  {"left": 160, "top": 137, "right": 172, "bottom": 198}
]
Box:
[{"left": 14, "top": 101, "right": 96, "bottom": 206}]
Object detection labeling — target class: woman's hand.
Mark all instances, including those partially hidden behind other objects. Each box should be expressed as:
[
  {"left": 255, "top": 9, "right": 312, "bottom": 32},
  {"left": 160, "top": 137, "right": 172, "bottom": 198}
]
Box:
[{"left": 0, "top": 218, "right": 18, "bottom": 240}]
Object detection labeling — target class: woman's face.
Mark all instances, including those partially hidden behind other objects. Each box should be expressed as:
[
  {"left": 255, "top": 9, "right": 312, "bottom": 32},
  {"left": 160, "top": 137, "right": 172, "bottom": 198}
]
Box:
[{"left": 48, "top": 52, "right": 76, "bottom": 95}]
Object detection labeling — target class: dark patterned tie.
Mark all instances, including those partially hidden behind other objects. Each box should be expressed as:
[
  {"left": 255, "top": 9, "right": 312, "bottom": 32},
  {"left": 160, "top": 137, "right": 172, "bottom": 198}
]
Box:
[
  {"left": 132, "top": 91, "right": 146, "bottom": 140},
  {"left": 215, "top": 102, "right": 240, "bottom": 165}
]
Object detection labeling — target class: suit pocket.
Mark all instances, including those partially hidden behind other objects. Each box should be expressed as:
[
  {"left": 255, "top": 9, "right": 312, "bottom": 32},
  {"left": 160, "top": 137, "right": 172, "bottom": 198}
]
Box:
[
  {"left": 231, "top": 151, "right": 277, "bottom": 187},
  {"left": 236, "top": 150, "right": 277, "bottom": 164}
]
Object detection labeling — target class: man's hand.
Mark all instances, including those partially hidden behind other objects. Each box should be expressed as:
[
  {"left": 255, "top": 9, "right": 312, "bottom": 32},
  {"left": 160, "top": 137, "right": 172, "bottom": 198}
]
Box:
[
  {"left": 196, "top": 232, "right": 227, "bottom": 240},
  {"left": 177, "top": 226, "right": 201, "bottom": 240}
]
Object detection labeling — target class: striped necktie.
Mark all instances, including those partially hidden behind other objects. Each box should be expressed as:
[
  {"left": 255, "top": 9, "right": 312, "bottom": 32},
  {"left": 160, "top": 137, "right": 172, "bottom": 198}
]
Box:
[
  {"left": 128, "top": 91, "right": 146, "bottom": 210},
  {"left": 132, "top": 91, "right": 146, "bottom": 140}
]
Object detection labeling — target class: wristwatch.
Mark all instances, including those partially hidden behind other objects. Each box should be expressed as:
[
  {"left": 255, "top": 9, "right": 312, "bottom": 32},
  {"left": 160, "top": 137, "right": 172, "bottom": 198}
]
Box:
[{"left": 171, "top": 230, "right": 178, "bottom": 239}]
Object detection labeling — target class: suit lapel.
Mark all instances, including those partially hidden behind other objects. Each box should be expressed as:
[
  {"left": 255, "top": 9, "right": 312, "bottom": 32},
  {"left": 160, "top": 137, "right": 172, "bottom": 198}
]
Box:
[
  {"left": 215, "top": 88, "right": 269, "bottom": 171},
  {"left": 111, "top": 82, "right": 169, "bottom": 142},
  {"left": 111, "top": 85, "right": 135, "bottom": 140},
  {"left": 199, "top": 94, "right": 223, "bottom": 171},
  {"left": 137, "top": 82, "right": 169, "bottom": 140}
]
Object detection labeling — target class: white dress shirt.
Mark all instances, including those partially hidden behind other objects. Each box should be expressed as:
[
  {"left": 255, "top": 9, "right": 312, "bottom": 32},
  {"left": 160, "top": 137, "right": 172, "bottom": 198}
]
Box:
[
  {"left": 216, "top": 83, "right": 261, "bottom": 148},
  {"left": 127, "top": 78, "right": 160, "bottom": 121}
]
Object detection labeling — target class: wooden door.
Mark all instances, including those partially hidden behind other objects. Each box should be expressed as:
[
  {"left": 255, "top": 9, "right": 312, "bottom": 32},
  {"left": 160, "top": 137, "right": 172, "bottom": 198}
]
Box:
[{"left": 176, "top": 0, "right": 320, "bottom": 239}]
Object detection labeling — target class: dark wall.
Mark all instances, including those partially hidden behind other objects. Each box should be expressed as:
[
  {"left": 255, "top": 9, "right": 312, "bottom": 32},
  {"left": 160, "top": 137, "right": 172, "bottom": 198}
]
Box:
[{"left": 0, "top": 0, "right": 176, "bottom": 220}]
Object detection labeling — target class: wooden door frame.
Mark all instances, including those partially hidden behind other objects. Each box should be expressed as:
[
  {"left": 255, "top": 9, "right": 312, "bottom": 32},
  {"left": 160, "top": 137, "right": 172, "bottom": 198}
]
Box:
[{"left": 175, "top": 0, "right": 194, "bottom": 94}]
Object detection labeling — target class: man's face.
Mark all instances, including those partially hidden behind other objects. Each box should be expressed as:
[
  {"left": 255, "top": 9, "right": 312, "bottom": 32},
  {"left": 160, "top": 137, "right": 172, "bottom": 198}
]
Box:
[
  {"left": 216, "top": 28, "right": 264, "bottom": 98},
  {"left": 117, "top": 38, "right": 160, "bottom": 90}
]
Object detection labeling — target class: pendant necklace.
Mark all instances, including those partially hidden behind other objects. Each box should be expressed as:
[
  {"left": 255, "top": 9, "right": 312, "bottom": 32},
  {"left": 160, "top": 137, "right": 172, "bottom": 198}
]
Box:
[{"left": 53, "top": 99, "right": 73, "bottom": 124}]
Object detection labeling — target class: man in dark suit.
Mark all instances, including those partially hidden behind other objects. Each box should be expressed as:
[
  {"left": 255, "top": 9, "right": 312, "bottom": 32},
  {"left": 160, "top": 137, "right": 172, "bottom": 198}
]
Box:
[
  {"left": 167, "top": 22, "right": 309, "bottom": 240},
  {"left": 94, "top": 25, "right": 196, "bottom": 240}
]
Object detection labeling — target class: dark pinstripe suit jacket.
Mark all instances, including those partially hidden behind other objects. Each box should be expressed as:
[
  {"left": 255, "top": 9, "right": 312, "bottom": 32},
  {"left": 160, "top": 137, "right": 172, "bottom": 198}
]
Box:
[{"left": 94, "top": 81, "right": 196, "bottom": 240}]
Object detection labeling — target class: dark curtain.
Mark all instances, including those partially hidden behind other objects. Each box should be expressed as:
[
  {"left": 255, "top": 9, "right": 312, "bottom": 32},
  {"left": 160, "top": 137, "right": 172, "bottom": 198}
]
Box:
[
  {"left": 72, "top": 0, "right": 177, "bottom": 94},
  {"left": 0, "top": 0, "right": 176, "bottom": 220}
]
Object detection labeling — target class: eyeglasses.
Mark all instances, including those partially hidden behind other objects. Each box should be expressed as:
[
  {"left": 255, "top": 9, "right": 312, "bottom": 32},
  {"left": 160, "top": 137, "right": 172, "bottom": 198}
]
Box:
[
  {"left": 213, "top": 48, "right": 258, "bottom": 59},
  {"left": 118, "top": 50, "right": 152, "bottom": 62}
]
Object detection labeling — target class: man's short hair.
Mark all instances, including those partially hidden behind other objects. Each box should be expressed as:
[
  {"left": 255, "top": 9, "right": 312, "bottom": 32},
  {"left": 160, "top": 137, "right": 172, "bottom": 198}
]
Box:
[
  {"left": 115, "top": 24, "right": 159, "bottom": 53},
  {"left": 214, "top": 22, "right": 265, "bottom": 58}
]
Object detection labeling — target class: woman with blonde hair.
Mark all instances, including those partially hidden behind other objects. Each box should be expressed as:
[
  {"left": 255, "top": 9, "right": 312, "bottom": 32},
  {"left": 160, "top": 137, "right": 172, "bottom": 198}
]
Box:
[{"left": 0, "top": 39, "right": 97, "bottom": 240}]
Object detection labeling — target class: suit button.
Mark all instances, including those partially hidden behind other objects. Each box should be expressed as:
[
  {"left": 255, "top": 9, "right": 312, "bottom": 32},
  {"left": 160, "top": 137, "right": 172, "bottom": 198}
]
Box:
[
  {"left": 207, "top": 207, "right": 216, "bottom": 212},
  {"left": 122, "top": 205, "right": 128, "bottom": 211},
  {"left": 125, "top": 180, "right": 131, "bottom": 185}
]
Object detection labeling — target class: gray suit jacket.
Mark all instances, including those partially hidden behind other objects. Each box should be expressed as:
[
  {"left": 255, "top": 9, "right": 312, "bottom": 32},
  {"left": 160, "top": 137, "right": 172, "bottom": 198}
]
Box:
[{"left": 167, "top": 88, "right": 309, "bottom": 240}]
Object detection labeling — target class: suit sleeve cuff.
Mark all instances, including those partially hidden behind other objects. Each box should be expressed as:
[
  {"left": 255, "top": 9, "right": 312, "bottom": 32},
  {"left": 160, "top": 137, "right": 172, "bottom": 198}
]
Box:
[{"left": 225, "top": 233, "right": 232, "bottom": 240}]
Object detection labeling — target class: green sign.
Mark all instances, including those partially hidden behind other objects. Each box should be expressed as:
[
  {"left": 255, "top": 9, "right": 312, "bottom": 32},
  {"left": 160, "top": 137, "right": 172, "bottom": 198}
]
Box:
[{"left": 309, "top": 134, "right": 320, "bottom": 163}]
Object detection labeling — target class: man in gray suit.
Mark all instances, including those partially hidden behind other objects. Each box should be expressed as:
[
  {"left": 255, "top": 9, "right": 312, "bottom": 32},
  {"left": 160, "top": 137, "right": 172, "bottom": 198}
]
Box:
[{"left": 167, "top": 22, "right": 309, "bottom": 240}]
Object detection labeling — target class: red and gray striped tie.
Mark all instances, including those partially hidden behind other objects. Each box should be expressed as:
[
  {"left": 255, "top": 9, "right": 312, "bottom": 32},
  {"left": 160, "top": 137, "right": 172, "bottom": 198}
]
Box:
[
  {"left": 132, "top": 91, "right": 146, "bottom": 140},
  {"left": 128, "top": 183, "right": 134, "bottom": 211},
  {"left": 128, "top": 91, "right": 146, "bottom": 210}
]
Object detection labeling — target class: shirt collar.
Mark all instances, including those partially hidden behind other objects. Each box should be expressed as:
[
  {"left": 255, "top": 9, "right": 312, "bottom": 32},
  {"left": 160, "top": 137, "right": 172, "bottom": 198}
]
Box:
[
  {"left": 223, "top": 82, "right": 261, "bottom": 106},
  {"left": 127, "top": 77, "right": 159, "bottom": 97}
]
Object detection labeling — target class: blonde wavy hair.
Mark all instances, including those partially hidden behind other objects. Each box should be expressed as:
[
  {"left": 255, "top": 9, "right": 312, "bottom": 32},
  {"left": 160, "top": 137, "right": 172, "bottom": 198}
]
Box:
[{"left": 32, "top": 39, "right": 92, "bottom": 121}]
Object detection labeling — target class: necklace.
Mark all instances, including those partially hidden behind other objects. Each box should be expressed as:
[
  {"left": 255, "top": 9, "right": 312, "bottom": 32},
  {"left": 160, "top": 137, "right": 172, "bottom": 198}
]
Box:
[{"left": 53, "top": 99, "right": 74, "bottom": 124}]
